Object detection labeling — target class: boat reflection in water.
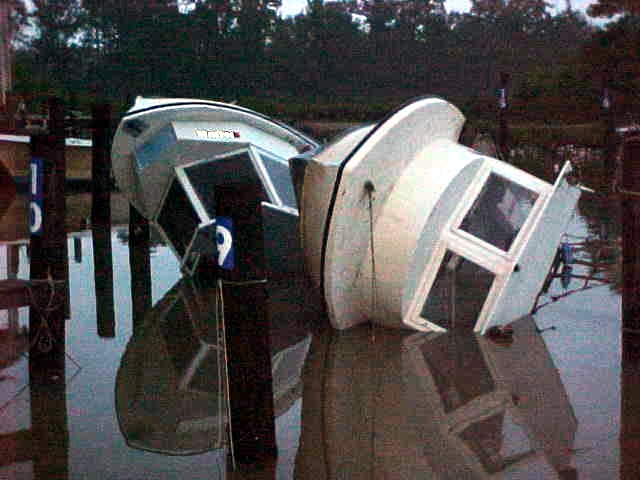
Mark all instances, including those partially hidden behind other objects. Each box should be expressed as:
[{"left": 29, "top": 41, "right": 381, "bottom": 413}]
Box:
[
  {"left": 115, "top": 279, "right": 227, "bottom": 455},
  {"left": 296, "top": 316, "right": 577, "bottom": 479},
  {"left": 115, "top": 277, "right": 314, "bottom": 458}
]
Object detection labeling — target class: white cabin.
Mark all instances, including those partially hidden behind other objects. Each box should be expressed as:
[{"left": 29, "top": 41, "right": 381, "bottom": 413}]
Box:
[{"left": 294, "top": 97, "right": 580, "bottom": 333}]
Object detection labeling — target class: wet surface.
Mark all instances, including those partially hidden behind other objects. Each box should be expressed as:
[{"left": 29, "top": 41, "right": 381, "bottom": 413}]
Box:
[{"left": 0, "top": 170, "right": 627, "bottom": 479}]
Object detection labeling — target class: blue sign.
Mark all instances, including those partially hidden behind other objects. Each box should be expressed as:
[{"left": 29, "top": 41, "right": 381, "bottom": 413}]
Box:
[
  {"left": 29, "top": 157, "right": 44, "bottom": 235},
  {"left": 216, "top": 216, "right": 234, "bottom": 270}
]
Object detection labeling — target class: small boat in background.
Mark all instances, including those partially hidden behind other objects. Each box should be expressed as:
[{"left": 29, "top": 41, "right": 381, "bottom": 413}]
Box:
[
  {"left": 111, "top": 97, "right": 318, "bottom": 275},
  {"left": 292, "top": 97, "right": 581, "bottom": 333}
]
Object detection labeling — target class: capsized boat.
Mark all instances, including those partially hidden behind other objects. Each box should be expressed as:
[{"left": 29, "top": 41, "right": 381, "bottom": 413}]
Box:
[
  {"left": 292, "top": 97, "right": 581, "bottom": 333},
  {"left": 111, "top": 97, "right": 318, "bottom": 275}
]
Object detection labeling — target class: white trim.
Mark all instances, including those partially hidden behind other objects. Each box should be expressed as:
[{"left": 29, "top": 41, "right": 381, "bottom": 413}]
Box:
[
  {"left": 178, "top": 146, "right": 248, "bottom": 170},
  {"left": 0, "top": 134, "right": 92, "bottom": 147},
  {"left": 260, "top": 201, "right": 299, "bottom": 217},
  {"left": 249, "top": 145, "right": 282, "bottom": 206},
  {"left": 0, "top": 134, "right": 29, "bottom": 143}
]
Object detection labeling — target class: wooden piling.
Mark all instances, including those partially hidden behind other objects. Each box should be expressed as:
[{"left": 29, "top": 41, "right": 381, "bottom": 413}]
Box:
[
  {"left": 29, "top": 373, "right": 69, "bottom": 478},
  {"left": 601, "top": 81, "right": 616, "bottom": 181},
  {"left": 497, "top": 72, "right": 510, "bottom": 161},
  {"left": 91, "top": 104, "right": 112, "bottom": 224},
  {"left": 128, "top": 204, "right": 152, "bottom": 335},
  {"left": 223, "top": 281, "right": 277, "bottom": 465},
  {"left": 28, "top": 97, "right": 68, "bottom": 381},
  {"left": 621, "top": 136, "right": 640, "bottom": 341},
  {"left": 93, "top": 221, "right": 115, "bottom": 338}
]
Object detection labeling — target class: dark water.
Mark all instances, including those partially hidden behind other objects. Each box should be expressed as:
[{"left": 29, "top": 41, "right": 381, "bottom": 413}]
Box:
[{"left": 0, "top": 179, "right": 625, "bottom": 479}]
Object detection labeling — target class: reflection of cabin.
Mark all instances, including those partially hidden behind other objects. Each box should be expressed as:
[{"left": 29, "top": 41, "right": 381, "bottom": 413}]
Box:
[
  {"left": 405, "top": 316, "right": 577, "bottom": 478},
  {"left": 295, "top": 316, "right": 577, "bottom": 479},
  {"left": 0, "top": 134, "right": 92, "bottom": 184}
]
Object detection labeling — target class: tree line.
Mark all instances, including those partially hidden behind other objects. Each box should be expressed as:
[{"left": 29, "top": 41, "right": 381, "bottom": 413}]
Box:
[{"left": 8, "top": 0, "right": 640, "bottom": 124}]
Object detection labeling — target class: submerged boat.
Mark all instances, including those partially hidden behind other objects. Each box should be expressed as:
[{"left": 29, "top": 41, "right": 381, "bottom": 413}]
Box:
[
  {"left": 111, "top": 97, "right": 318, "bottom": 275},
  {"left": 293, "top": 97, "right": 581, "bottom": 333}
]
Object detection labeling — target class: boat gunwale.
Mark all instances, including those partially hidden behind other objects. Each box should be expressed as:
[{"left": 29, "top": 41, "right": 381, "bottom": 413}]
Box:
[{"left": 121, "top": 100, "right": 319, "bottom": 149}]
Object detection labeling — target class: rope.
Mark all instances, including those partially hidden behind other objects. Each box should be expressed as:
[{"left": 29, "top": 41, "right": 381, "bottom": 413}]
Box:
[
  {"left": 221, "top": 278, "right": 267, "bottom": 286},
  {"left": 364, "top": 181, "right": 377, "bottom": 337},
  {"left": 217, "top": 279, "right": 236, "bottom": 470},
  {"left": 616, "top": 187, "right": 640, "bottom": 198},
  {"left": 26, "top": 269, "right": 66, "bottom": 353}
]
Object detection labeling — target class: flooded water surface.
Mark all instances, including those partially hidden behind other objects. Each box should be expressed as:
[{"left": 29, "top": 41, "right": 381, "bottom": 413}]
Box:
[{"left": 0, "top": 172, "right": 627, "bottom": 479}]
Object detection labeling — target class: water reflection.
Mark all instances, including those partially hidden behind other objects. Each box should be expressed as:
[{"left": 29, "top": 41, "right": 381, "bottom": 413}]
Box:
[
  {"left": 115, "top": 275, "right": 316, "bottom": 468},
  {"left": 296, "top": 317, "right": 577, "bottom": 479},
  {"left": 116, "top": 278, "right": 226, "bottom": 455}
]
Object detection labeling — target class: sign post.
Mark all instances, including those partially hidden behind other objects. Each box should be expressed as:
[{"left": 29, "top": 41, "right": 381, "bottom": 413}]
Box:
[{"left": 28, "top": 97, "right": 68, "bottom": 383}]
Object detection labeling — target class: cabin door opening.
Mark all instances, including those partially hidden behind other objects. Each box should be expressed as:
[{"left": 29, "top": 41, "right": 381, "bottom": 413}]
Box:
[{"left": 420, "top": 250, "right": 496, "bottom": 331}]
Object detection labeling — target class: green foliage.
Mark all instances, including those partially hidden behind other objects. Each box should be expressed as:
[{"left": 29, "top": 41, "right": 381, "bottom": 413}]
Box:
[{"left": 7, "top": 0, "right": 627, "bottom": 130}]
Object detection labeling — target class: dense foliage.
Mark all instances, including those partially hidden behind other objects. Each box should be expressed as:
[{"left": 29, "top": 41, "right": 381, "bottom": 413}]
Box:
[{"left": 6, "top": 0, "right": 640, "bottom": 123}]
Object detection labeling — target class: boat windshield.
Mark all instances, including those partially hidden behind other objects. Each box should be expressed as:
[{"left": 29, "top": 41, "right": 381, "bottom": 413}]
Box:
[
  {"left": 258, "top": 151, "right": 297, "bottom": 208},
  {"left": 183, "top": 151, "right": 265, "bottom": 218},
  {"left": 459, "top": 173, "right": 538, "bottom": 252},
  {"left": 135, "top": 124, "right": 177, "bottom": 170},
  {"left": 421, "top": 250, "right": 495, "bottom": 330},
  {"left": 157, "top": 178, "right": 200, "bottom": 257}
]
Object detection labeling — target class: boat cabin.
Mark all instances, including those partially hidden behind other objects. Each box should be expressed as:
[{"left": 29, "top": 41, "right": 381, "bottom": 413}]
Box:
[
  {"left": 295, "top": 97, "right": 580, "bottom": 333},
  {"left": 112, "top": 98, "right": 317, "bottom": 275}
]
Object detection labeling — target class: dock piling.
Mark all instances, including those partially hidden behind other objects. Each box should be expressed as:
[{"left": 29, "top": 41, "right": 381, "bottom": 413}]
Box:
[
  {"left": 223, "top": 281, "right": 277, "bottom": 466},
  {"left": 28, "top": 96, "right": 68, "bottom": 382},
  {"left": 128, "top": 204, "right": 152, "bottom": 335},
  {"left": 621, "top": 135, "right": 640, "bottom": 479},
  {"left": 497, "top": 72, "right": 510, "bottom": 161},
  {"left": 621, "top": 135, "right": 640, "bottom": 342}
]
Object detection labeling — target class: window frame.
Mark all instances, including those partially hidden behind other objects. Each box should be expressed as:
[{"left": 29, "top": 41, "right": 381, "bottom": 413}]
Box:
[{"left": 407, "top": 162, "right": 551, "bottom": 332}]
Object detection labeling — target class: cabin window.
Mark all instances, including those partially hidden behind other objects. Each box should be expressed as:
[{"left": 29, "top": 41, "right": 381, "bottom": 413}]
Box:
[
  {"left": 135, "top": 124, "right": 177, "bottom": 170},
  {"left": 183, "top": 152, "right": 266, "bottom": 218},
  {"left": 158, "top": 178, "right": 200, "bottom": 257},
  {"left": 459, "top": 173, "right": 538, "bottom": 252},
  {"left": 421, "top": 250, "right": 495, "bottom": 330},
  {"left": 259, "top": 152, "right": 297, "bottom": 208}
]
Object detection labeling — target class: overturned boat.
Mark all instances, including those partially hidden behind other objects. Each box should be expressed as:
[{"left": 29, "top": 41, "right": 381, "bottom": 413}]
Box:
[
  {"left": 293, "top": 97, "right": 581, "bottom": 333},
  {"left": 112, "top": 97, "right": 318, "bottom": 275}
]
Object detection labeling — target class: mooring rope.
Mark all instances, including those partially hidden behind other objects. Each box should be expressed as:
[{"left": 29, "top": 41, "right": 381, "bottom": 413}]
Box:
[
  {"left": 364, "top": 180, "right": 377, "bottom": 337},
  {"left": 217, "top": 278, "right": 236, "bottom": 470},
  {"left": 26, "top": 268, "right": 65, "bottom": 353}
]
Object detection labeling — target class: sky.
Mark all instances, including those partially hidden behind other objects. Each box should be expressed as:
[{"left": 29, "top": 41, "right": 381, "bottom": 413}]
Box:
[{"left": 278, "top": 0, "right": 602, "bottom": 22}]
